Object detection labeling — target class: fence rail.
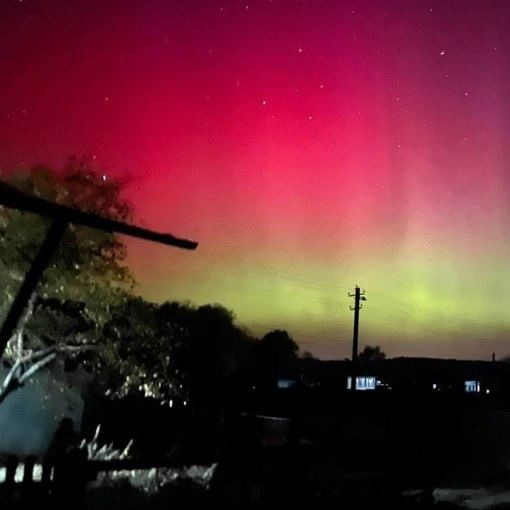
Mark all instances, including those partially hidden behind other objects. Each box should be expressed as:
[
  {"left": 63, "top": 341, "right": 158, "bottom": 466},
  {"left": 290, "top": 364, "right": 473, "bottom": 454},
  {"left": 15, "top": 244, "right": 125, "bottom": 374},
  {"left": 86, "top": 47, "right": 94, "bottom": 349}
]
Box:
[{"left": 0, "top": 452, "right": 216, "bottom": 506}]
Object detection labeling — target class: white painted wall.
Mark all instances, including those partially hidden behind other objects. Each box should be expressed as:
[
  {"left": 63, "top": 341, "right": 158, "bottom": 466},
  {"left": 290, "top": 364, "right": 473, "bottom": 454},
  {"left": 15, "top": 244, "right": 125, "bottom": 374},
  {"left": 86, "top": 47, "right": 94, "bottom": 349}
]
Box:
[{"left": 0, "top": 366, "right": 85, "bottom": 455}]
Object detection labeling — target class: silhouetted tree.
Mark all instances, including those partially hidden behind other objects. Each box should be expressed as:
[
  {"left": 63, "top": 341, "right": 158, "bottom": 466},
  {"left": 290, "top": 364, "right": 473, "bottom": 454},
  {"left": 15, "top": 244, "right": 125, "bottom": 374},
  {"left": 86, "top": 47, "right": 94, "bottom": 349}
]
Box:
[
  {"left": 157, "top": 302, "right": 254, "bottom": 410},
  {"left": 251, "top": 329, "right": 299, "bottom": 389},
  {"left": 358, "top": 344, "right": 386, "bottom": 362},
  {"left": 88, "top": 296, "right": 180, "bottom": 401}
]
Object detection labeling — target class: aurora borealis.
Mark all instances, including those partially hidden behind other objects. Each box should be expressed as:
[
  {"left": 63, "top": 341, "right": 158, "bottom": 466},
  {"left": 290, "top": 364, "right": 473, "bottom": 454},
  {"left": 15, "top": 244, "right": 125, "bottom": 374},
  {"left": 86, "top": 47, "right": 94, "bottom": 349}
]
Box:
[{"left": 0, "top": 0, "right": 509, "bottom": 359}]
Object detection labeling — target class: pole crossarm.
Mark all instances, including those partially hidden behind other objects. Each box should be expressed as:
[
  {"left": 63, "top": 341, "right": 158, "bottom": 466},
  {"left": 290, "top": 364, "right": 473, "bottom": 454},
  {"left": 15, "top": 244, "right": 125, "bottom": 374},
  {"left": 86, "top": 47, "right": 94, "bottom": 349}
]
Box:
[{"left": 0, "top": 182, "right": 198, "bottom": 250}]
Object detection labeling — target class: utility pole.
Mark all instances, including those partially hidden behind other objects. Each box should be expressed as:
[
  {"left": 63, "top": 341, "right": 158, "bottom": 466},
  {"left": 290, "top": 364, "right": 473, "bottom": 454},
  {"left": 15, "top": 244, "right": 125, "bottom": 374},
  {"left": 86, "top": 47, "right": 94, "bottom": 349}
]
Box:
[{"left": 348, "top": 286, "right": 366, "bottom": 362}]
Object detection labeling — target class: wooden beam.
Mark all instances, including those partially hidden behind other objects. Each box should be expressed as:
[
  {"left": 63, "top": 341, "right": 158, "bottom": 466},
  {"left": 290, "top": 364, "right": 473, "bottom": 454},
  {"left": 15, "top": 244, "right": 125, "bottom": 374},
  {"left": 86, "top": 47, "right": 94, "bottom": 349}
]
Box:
[{"left": 0, "top": 182, "right": 198, "bottom": 250}]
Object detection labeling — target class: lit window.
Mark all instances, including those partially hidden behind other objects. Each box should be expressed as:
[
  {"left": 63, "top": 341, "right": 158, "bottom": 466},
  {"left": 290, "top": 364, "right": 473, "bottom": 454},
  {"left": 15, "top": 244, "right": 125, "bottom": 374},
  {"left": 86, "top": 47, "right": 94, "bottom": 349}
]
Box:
[
  {"left": 356, "top": 376, "right": 376, "bottom": 390},
  {"left": 277, "top": 379, "right": 296, "bottom": 389},
  {"left": 465, "top": 380, "right": 480, "bottom": 393},
  {"left": 347, "top": 376, "right": 377, "bottom": 390}
]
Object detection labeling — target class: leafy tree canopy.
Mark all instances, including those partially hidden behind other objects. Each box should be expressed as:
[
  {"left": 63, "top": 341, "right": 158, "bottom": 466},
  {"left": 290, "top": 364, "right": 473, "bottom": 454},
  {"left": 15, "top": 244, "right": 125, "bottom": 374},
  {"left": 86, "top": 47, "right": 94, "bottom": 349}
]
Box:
[
  {"left": 0, "top": 158, "right": 135, "bottom": 358},
  {"left": 251, "top": 329, "right": 300, "bottom": 385},
  {"left": 156, "top": 301, "right": 254, "bottom": 407},
  {"left": 358, "top": 344, "right": 386, "bottom": 362},
  {"left": 85, "top": 298, "right": 256, "bottom": 405},
  {"left": 0, "top": 158, "right": 134, "bottom": 328}
]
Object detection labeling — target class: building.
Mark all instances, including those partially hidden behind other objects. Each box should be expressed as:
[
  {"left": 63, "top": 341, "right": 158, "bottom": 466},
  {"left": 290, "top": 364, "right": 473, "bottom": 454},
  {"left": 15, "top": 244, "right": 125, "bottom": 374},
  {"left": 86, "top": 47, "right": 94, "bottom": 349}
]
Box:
[{"left": 299, "top": 357, "right": 510, "bottom": 396}]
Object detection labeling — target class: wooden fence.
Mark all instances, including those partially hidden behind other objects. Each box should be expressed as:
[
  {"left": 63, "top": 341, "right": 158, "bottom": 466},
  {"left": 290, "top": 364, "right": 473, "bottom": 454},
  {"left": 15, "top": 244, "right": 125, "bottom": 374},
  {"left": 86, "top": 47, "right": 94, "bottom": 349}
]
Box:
[
  {"left": 0, "top": 452, "right": 88, "bottom": 507},
  {"left": 0, "top": 452, "right": 216, "bottom": 508}
]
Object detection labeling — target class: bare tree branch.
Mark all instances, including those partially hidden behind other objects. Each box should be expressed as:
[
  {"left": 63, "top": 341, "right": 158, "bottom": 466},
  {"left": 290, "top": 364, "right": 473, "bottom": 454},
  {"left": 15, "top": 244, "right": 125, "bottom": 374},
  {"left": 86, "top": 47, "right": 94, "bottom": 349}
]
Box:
[{"left": 0, "top": 342, "right": 97, "bottom": 405}]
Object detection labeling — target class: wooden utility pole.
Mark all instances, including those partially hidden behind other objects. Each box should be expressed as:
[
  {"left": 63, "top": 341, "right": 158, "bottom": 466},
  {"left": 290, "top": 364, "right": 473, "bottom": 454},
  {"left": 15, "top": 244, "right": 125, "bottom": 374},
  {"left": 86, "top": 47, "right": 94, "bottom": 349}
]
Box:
[
  {"left": 349, "top": 286, "right": 366, "bottom": 362},
  {"left": 348, "top": 286, "right": 366, "bottom": 391},
  {"left": 0, "top": 182, "right": 198, "bottom": 359}
]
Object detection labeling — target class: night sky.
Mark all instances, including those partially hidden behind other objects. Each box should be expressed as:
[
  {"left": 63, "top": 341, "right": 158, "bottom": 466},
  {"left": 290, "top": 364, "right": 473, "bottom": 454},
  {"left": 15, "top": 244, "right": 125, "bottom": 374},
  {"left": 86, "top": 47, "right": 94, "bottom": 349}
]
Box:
[{"left": 1, "top": 0, "right": 509, "bottom": 359}]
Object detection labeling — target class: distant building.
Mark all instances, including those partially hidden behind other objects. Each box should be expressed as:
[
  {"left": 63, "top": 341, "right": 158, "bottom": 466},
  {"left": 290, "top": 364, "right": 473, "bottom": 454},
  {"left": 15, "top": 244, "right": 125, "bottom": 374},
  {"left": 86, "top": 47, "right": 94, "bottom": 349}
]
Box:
[{"left": 300, "top": 357, "right": 507, "bottom": 396}]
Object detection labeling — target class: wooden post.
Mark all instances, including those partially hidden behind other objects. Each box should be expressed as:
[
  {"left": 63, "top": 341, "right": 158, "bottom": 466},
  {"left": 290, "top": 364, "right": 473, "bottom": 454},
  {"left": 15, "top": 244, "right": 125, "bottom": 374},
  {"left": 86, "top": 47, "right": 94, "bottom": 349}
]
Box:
[
  {"left": 21, "top": 455, "right": 37, "bottom": 504},
  {"left": 22, "top": 455, "right": 36, "bottom": 486},
  {"left": 0, "top": 219, "right": 68, "bottom": 358},
  {"left": 5, "top": 455, "right": 17, "bottom": 483},
  {"left": 4, "top": 455, "right": 17, "bottom": 494},
  {"left": 41, "top": 456, "right": 53, "bottom": 487}
]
